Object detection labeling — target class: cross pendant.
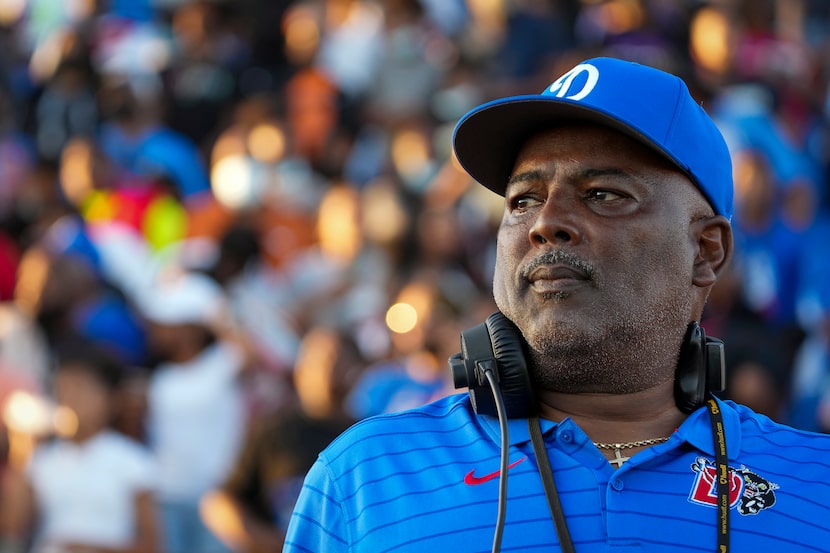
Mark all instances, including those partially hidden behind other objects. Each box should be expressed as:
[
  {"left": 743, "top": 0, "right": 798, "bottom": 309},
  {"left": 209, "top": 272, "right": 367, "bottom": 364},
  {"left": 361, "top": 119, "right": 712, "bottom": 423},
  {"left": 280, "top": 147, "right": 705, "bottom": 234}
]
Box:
[{"left": 609, "top": 448, "right": 630, "bottom": 467}]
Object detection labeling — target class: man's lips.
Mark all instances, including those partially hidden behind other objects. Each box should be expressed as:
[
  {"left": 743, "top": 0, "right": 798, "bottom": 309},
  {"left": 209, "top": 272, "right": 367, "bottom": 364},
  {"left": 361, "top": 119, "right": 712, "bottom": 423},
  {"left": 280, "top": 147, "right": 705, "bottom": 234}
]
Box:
[
  {"left": 527, "top": 264, "right": 590, "bottom": 294},
  {"left": 527, "top": 264, "right": 590, "bottom": 282},
  {"left": 520, "top": 251, "right": 595, "bottom": 294}
]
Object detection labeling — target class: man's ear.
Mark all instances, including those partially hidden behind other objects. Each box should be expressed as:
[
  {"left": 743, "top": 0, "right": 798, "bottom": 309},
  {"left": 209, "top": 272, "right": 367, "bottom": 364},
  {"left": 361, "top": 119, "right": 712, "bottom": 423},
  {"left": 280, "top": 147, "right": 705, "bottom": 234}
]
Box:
[{"left": 692, "top": 215, "right": 733, "bottom": 288}]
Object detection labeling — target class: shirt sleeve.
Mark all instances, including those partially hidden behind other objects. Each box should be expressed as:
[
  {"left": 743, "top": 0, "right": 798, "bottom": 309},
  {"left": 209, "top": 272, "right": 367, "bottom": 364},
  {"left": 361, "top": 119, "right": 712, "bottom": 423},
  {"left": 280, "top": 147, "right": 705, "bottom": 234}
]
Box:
[
  {"left": 124, "top": 442, "right": 160, "bottom": 493},
  {"left": 283, "top": 456, "right": 351, "bottom": 552}
]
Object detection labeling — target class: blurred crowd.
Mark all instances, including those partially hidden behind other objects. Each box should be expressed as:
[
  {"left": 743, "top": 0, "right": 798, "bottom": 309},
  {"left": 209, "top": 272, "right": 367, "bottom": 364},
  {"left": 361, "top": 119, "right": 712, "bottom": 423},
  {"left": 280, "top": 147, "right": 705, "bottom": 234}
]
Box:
[{"left": 0, "top": 0, "right": 828, "bottom": 551}]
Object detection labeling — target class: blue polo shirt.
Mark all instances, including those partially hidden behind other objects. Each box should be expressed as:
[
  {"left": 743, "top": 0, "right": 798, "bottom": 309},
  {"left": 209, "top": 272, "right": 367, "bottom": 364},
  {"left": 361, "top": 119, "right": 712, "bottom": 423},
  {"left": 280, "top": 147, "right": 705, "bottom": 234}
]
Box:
[{"left": 284, "top": 394, "right": 830, "bottom": 552}]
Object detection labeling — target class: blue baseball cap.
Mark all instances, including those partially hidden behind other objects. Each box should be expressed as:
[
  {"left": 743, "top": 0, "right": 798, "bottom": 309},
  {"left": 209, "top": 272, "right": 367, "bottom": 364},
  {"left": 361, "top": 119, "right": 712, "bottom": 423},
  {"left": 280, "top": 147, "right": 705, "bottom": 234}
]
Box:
[{"left": 452, "top": 57, "right": 734, "bottom": 220}]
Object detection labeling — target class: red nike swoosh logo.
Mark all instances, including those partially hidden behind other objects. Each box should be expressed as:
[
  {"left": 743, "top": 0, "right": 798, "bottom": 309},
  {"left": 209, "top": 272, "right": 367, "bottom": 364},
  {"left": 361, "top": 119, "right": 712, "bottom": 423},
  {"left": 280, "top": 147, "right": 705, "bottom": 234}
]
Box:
[{"left": 464, "top": 456, "right": 527, "bottom": 485}]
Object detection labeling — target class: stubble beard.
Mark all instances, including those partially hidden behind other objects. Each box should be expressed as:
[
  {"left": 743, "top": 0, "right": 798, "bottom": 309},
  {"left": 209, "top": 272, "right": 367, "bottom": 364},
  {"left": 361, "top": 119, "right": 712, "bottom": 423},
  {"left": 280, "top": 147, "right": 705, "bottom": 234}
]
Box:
[{"left": 520, "top": 289, "right": 693, "bottom": 395}]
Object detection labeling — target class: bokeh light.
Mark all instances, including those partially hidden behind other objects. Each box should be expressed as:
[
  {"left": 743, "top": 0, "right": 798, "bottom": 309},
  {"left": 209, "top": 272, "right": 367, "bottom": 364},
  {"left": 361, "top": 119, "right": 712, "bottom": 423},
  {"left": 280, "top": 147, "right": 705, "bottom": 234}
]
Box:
[
  {"left": 690, "top": 6, "right": 732, "bottom": 75},
  {"left": 247, "top": 122, "right": 286, "bottom": 164},
  {"left": 199, "top": 491, "right": 248, "bottom": 552},
  {"left": 391, "top": 127, "right": 431, "bottom": 183},
  {"left": 29, "top": 29, "right": 68, "bottom": 82},
  {"left": 211, "top": 154, "right": 255, "bottom": 210},
  {"left": 53, "top": 405, "right": 79, "bottom": 438},
  {"left": 361, "top": 180, "right": 410, "bottom": 246},
  {"left": 283, "top": 4, "right": 321, "bottom": 65},
  {"left": 466, "top": 0, "right": 505, "bottom": 29},
  {"left": 2, "top": 390, "right": 54, "bottom": 435},
  {"left": 386, "top": 302, "right": 418, "bottom": 334},
  {"left": 293, "top": 327, "right": 340, "bottom": 418},
  {"left": 317, "top": 184, "right": 361, "bottom": 261},
  {"left": 211, "top": 128, "right": 248, "bottom": 167},
  {"left": 59, "top": 137, "right": 96, "bottom": 207},
  {"left": 0, "top": 0, "right": 25, "bottom": 25},
  {"left": 13, "top": 247, "right": 51, "bottom": 317},
  {"left": 600, "top": 0, "right": 645, "bottom": 35}
]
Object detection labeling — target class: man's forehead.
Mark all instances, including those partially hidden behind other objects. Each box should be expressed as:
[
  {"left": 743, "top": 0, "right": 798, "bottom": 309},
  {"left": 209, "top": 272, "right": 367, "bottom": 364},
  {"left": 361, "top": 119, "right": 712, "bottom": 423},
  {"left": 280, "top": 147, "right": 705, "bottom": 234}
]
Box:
[
  {"left": 512, "top": 124, "right": 685, "bottom": 175},
  {"left": 507, "top": 125, "right": 707, "bottom": 210}
]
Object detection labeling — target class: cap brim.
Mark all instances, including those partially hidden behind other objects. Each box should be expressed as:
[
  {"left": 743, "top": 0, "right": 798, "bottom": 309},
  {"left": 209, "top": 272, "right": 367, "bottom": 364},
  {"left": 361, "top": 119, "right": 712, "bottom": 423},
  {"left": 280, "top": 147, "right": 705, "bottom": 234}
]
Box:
[{"left": 453, "top": 96, "right": 673, "bottom": 196}]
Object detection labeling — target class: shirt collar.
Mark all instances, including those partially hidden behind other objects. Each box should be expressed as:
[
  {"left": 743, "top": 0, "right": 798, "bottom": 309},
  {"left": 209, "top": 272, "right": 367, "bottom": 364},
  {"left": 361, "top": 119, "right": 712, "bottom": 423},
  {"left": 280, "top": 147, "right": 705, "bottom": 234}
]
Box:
[
  {"left": 478, "top": 411, "right": 560, "bottom": 447},
  {"left": 675, "top": 396, "right": 742, "bottom": 459},
  {"left": 477, "top": 396, "right": 743, "bottom": 458}
]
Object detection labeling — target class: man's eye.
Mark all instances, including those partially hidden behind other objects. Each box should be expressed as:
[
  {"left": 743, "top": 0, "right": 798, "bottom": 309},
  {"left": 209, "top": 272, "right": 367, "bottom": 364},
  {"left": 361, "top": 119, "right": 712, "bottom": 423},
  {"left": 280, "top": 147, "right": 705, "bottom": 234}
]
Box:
[
  {"left": 511, "top": 196, "right": 541, "bottom": 211},
  {"left": 587, "top": 189, "right": 624, "bottom": 202}
]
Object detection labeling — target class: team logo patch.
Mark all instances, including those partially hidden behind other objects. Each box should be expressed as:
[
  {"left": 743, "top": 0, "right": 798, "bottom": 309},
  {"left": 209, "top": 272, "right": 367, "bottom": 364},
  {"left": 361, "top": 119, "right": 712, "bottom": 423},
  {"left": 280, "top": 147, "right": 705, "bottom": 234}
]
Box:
[
  {"left": 688, "top": 456, "right": 779, "bottom": 515},
  {"left": 547, "top": 63, "right": 600, "bottom": 101}
]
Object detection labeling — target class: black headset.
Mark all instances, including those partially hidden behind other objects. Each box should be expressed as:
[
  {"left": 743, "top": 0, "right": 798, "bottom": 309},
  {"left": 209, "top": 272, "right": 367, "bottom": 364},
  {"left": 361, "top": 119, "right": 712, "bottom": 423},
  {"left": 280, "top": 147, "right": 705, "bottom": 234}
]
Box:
[{"left": 448, "top": 311, "right": 726, "bottom": 417}]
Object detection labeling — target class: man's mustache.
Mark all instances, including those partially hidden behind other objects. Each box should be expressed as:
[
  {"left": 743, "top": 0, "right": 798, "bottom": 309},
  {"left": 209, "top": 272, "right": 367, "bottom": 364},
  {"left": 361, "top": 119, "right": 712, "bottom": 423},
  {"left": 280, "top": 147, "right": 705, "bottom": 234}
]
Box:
[{"left": 520, "top": 250, "right": 595, "bottom": 280}]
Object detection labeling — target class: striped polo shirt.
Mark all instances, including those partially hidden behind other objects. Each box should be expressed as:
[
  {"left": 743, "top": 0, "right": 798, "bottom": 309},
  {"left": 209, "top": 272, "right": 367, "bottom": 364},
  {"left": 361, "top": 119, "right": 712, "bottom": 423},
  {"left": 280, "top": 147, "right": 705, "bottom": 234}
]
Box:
[{"left": 284, "top": 393, "right": 830, "bottom": 552}]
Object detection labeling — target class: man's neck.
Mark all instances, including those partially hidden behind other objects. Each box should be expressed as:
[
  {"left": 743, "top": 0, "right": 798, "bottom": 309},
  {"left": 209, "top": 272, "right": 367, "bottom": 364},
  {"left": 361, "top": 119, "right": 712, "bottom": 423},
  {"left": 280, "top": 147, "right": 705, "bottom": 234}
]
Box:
[{"left": 535, "top": 380, "right": 687, "bottom": 446}]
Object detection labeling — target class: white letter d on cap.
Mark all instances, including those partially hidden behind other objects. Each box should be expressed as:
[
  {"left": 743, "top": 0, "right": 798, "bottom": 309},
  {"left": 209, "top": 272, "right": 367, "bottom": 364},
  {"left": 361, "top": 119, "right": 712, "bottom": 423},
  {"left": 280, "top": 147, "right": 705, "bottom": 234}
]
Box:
[{"left": 548, "top": 63, "right": 599, "bottom": 101}]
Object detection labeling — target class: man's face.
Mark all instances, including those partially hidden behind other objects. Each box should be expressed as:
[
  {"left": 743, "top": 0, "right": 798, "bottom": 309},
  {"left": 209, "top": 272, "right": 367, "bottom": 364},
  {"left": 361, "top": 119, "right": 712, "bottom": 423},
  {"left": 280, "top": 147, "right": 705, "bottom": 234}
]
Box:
[{"left": 493, "top": 124, "right": 707, "bottom": 394}]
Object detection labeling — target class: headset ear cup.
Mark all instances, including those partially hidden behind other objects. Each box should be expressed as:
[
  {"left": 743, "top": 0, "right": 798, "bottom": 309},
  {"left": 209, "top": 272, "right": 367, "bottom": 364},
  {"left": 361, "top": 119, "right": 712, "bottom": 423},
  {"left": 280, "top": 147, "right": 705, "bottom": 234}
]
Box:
[
  {"left": 705, "top": 337, "right": 726, "bottom": 394},
  {"left": 674, "top": 321, "right": 707, "bottom": 414},
  {"left": 485, "top": 312, "right": 537, "bottom": 418}
]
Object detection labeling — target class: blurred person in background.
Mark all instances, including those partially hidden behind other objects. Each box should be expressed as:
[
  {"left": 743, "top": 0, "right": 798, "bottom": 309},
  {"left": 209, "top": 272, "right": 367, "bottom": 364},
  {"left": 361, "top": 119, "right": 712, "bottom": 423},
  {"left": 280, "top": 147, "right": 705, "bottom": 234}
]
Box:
[
  {"left": 0, "top": 357, "right": 45, "bottom": 543},
  {"left": 789, "top": 224, "right": 830, "bottom": 431},
  {"left": 362, "top": 0, "right": 453, "bottom": 126},
  {"left": 263, "top": 181, "right": 395, "bottom": 347},
  {"left": 13, "top": 239, "right": 148, "bottom": 369},
  {"left": 345, "top": 203, "right": 489, "bottom": 418},
  {"left": 162, "top": 1, "right": 251, "bottom": 149},
  {"left": 790, "top": 285, "right": 830, "bottom": 433},
  {"left": 16, "top": 235, "right": 147, "bottom": 365},
  {"left": 139, "top": 270, "right": 253, "bottom": 553},
  {"left": 727, "top": 149, "right": 806, "bottom": 365},
  {"left": 204, "top": 95, "right": 324, "bottom": 270},
  {"left": 205, "top": 222, "right": 300, "bottom": 413},
  {"left": 0, "top": 288, "right": 51, "bottom": 396},
  {"left": 34, "top": 55, "right": 98, "bottom": 166},
  {"left": 702, "top": 261, "right": 789, "bottom": 421},
  {"left": 0, "top": 340, "right": 160, "bottom": 553},
  {"left": 200, "top": 325, "right": 360, "bottom": 553},
  {"left": 97, "top": 73, "right": 212, "bottom": 206},
  {"left": 344, "top": 275, "right": 455, "bottom": 419}
]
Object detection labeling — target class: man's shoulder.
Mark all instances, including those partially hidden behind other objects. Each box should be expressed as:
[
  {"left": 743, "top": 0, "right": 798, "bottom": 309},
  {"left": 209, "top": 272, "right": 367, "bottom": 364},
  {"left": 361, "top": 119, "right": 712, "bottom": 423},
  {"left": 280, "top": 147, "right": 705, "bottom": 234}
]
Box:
[
  {"left": 320, "top": 393, "right": 479, "bottom": 463},
  {"left": 731, "top": 401, "right": 830, "bottom": 447},
  {"left": 729, "top": 401, "right": 830, "bottom": 480},
  {"left": 330, "top": 393, "right": 476, "bottom": 440}
]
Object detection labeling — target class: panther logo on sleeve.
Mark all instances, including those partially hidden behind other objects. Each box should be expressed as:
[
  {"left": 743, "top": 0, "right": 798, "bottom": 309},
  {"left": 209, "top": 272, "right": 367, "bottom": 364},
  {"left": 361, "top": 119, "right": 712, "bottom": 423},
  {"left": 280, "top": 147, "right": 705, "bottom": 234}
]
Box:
[
  {"left": 735, "top": 466, "right": 779, "bottom": 515},
  {"left": 689, "top": 457, "right": 779, "bottom": 516}
]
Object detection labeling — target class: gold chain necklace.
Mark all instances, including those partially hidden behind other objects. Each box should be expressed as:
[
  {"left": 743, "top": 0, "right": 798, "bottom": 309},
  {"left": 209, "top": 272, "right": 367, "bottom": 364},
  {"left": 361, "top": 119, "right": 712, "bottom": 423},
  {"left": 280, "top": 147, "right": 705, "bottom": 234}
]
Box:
[{"left": 593, "top": 436, "right": 671, "bottom": 467}]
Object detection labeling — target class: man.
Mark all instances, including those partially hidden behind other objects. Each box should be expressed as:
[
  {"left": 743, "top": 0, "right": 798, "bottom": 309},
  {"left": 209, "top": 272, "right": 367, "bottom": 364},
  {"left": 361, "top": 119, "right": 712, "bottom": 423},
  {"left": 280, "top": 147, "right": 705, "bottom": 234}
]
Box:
[{"left": 283, "top": 58, "right": 830, "bottom": 552}]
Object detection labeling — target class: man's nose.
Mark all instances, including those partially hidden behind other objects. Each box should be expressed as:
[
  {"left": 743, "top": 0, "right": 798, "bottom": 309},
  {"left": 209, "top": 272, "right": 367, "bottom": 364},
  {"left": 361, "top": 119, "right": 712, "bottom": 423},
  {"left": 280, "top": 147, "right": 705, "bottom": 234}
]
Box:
[{"left": 528, "top": 194, "right": 582, "bottom": 246}]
